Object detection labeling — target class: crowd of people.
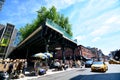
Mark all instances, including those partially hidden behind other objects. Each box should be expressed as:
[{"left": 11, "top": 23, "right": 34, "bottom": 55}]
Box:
[
  {"left": 33, "top": 60, "right": 48, "bottom": 76},
  {"left": 53, "top": 59, "right": 83, "bottom": 71},
  {"left": 0, "top": 58, "right": 27, "bottom": 79},
  {"left": 0, "top": 58, "right": 84, "bottom": 79}
]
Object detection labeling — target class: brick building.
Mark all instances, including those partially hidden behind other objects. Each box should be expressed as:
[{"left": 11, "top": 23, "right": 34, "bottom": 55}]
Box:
[
  {"left": 77, "top": 45, "right": 96, "bottom": 60},
  {"left": 55, "top": 45, "right": 97, "bottom": 61}
]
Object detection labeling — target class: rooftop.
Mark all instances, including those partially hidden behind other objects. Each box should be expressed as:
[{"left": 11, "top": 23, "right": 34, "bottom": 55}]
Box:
[{"left": 46, "top": 19, "right": 76, "bottom": 44}]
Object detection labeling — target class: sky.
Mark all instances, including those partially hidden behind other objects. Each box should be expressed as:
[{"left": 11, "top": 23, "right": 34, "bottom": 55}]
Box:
[{"left": 0, "top": 0, "right": 120, "bottom": 55}]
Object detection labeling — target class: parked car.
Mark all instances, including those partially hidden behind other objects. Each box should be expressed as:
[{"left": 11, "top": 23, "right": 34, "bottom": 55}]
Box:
[
  {"left": 85, "top": 60, "right": 93, "bottom": 68},
  {"left": 109, "top": 59, "right": 120, "bottom": 64},
  {"left": 0, "top": 71, "right": 9, "bottom": 79},
  {"left": 91, "top": 61, "right": 108, "bottom": 72}
]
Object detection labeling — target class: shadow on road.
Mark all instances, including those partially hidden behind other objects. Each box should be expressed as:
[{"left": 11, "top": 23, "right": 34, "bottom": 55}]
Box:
[{"left": 70, "top": 72, "right": 120, "bottom": 80}]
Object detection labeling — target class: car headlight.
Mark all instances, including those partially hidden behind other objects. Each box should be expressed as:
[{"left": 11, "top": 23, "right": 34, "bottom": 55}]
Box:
[{"left": 100, "top": 66, "right": 105, "bottom": 69}]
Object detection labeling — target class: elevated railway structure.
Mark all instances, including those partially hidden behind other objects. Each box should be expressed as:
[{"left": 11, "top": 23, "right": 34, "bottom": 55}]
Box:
[{"left": 8, "top": 19, "right": 77, "bottom": 63}]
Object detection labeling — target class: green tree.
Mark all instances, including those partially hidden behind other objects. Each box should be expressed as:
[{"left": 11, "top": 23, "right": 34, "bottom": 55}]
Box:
[{"left": 19, "top": 6, "right": 72, "bottom": 40}]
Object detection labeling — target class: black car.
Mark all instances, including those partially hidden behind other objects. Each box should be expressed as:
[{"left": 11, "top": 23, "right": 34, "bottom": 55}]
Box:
[
  {"left": 85, "top": 60, "right": 93, "bottom": 68},
  {"left": 0, "top": 71, "right": 9, "bottom": 80}
]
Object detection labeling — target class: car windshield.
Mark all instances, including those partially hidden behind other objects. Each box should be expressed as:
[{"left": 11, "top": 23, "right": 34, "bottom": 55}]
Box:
[
  {"left": 86, "top": 61, "right": 93, "bottom": 64},
  {"left": 92, "top": 62, "right": 103, "bottom": 65}
]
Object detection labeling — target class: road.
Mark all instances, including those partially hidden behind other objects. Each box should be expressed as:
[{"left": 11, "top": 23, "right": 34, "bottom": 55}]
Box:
[{"left": 31, "top": 63, "right": 120, "bottom": 80}]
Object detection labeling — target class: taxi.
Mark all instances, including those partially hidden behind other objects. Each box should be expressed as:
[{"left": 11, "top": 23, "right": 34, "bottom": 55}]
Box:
[{"left": 91, "top": 61, "right": 108, "bottom": 72}]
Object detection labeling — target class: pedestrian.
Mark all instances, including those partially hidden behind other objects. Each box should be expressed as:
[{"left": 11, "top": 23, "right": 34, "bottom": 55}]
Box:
[
  {"left": 16, "top": 59, "right": 24, "bottom": 75},
  {"left": 34, "top": 61, "right": 40, "bottom": 76},
  {"left": 7, "top": 60, "right": 14, "bottom": 79},
  {"left": 54, "top": 60, "right": 60, "bottom": 71},
  {"left": 22, "top": 59, "right": 27, "bottom": 75}
]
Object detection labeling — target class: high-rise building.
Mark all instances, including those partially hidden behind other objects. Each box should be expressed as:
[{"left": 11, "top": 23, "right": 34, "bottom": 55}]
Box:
[
  {"left": 0, "top": 0, "right": 5, "bottom": 11},
  {"left": 0, "top": 23, "right": 20, "bottom": 59}
]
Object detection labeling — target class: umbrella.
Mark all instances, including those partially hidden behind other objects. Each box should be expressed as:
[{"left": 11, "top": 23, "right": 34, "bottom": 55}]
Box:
[
  {"left": 44, "top": 52, "right": 53, "bottom": 58},
  {"left": 33, "top": 53, "right": 48, "bottom": 59}
]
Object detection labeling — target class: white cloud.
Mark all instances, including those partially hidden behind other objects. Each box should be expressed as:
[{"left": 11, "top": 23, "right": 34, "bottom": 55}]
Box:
[
  {"left": 71, "top": 0, "right": 120, "bottom": 55},
  {"left": 78, "top": 0, "right": 119, "bottom": 19},
  {"left": 75, "top": 35, "right": 86, "bottom": 41},
  {"left": 90, "top": 26, "right": 111, "bottom": 36},
  {"left": 45, "top": 0, "right": 83, "bottom": 10},
  {"left": 91, "top": 37, "right": 101, "bottom": 42},
  {"left": 116, "top": 21, "right": 120, "bottom": 24},
  {"left": 75, "top": 6, "right": 120, "bottom": 38},
  {"left": 105, "top": 15, "right": 120, "bottom": 24},
  {"left": 69, "top": 10, "right": 78, "bottom": 20}
]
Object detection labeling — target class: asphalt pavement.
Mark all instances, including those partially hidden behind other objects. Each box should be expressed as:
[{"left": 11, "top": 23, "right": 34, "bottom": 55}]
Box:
[{"left": 16, "top": 63, "right": 120, "bottom": 80}]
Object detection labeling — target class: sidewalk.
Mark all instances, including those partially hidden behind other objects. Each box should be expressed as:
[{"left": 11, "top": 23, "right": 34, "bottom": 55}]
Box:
[{"left": 16, "top": 68, "right": 76, "bottom": 80}]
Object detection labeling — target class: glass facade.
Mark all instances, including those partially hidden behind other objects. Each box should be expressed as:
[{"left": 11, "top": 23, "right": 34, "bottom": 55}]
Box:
[{"left": 13, "top": 31, "right": 22, "bottom": 47}]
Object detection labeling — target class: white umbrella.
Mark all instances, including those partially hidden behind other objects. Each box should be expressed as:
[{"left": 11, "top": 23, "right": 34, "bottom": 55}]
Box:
[
  {"left": 33, "top": 53, "right": 48, "bottom": 59},
  {"left": 44, "top": 52, "right": 53, "bottom": 58}
]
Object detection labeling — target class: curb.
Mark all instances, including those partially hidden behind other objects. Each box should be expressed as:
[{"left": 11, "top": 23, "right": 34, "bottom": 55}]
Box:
[{"left": 16, "top": 68, "right": 77, "bottom": 80}]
